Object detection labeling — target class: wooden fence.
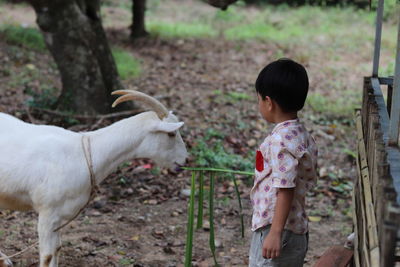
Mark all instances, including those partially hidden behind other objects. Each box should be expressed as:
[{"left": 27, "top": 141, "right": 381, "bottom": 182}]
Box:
[{"left": 354, "top": 76, "right": 400, "bottom": 267}]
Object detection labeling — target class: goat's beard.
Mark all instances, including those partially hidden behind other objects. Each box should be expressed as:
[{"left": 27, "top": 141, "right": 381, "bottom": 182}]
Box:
[
  {"left": 153, "top": 156, "right": 186, "bottom": 171},
  {"left": 154, "top": 160, "right": 179, "bottom": 170}
]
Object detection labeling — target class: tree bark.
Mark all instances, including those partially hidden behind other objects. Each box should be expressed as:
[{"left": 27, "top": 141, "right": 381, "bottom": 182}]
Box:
[
  {"left": 204, "top": 0, "right": 238, "bottom": 10},
  {"left": 28, "top": 0, "right": 122, "bottom": 114},
  {"left": 130, "top": 0, "right": 148, "bottom": 39}
]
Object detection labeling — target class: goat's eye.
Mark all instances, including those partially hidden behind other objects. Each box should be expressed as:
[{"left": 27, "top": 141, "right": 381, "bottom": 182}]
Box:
[{"left": 168, "top": 132, "right": 176, "bottom": 137}]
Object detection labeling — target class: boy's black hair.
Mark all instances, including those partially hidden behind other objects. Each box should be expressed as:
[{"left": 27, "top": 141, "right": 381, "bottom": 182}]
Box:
[{"left": 255, "top": 58, "right": 309, "bottom": 112}]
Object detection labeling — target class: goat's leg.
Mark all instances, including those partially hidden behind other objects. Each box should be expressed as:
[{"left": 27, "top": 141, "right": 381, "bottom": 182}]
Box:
[
  {"left": 0, "top": 251, "right": 13, "bottom": 267},
  {"left": 38, "top": 213, "right": 61, "bottom": 267}
]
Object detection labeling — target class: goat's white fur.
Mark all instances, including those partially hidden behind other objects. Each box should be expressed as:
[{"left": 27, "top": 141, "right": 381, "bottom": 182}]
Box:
[{"left": 0, "top": 104, "right": 187, "bottom": 267}]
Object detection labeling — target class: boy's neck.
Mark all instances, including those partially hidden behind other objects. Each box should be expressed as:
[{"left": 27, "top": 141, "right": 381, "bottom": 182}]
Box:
[{"left": 272, "top": 112, "right": 298, "bottom": 124}]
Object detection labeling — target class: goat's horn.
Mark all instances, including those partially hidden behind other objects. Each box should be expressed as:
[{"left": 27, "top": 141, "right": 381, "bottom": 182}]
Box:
[{"left": 111, "top": 90, "right": 169, "bottom": 119}]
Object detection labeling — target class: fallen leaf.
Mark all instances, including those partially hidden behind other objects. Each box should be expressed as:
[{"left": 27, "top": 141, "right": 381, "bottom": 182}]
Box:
[
  {"left": 130, "top": 235, "right": 140, "bottom": 241},
  {"left": 308, "top": 216, "right": 322, "bottom": 222}
]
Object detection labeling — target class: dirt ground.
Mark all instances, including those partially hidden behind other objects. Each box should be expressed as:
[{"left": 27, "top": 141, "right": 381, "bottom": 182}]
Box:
[{"left": 0, "top": 1, "right": 360, "bottom": 266}]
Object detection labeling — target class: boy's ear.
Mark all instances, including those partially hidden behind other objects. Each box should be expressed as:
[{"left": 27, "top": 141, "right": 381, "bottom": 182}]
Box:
[{"left": 265, "top": 96, "right": 274, "bottom": 110}]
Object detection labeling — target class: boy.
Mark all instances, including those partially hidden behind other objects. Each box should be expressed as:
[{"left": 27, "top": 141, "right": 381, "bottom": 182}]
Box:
[{"left": 249, "top": 58, "right": 318, "bottom": 267}]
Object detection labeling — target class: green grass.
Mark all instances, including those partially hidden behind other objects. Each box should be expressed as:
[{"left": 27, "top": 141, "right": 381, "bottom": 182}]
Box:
[
  {"left": 25, "top": 85, "right": 58, "bottom": 109},
  {"left": 142, "top": 3, "right": 396, "bottom": 62},
  {"left": 227, "top": 92, "right": 252, "bottom": 101},
  {"left": 148, "top": 21, "right": 218, "bottom": 38},
  {"left": 222, "top": 5, "right": 378, "bottom": 46},
  {"left": 190, "top": 129, "right": 253, "bottom": 173},
  {"left": 112, "top": 48, "right": 141, "bottom": 80},
  {"left": 306, "top": 91, "right": 360, "bottom": 117},
  {"left": 213, "top": 6, "right": 245, "bottom": 22},
  {"left": 0, "top": 25, "right": 46, "bottom": 51},
  {"left": 118, "top": 258, "right": 134, "bottom": 266},
  {"left": 224, "top": 18, "right": 305, "bottom": 41}
]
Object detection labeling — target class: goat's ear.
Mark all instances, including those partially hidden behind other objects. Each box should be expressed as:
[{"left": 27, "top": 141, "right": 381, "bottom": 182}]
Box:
[{"left": 153, "top": 121, "right": 184, "bottom": 133}]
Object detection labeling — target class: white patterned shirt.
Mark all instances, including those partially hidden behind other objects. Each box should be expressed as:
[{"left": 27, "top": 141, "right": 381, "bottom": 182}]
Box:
[{"left": 250, "top": 119, "right": 318, "bottom": 234}]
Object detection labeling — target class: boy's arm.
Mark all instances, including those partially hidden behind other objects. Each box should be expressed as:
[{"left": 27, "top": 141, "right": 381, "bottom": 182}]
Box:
[{"left": 262, "top": 187, "right": 295, "bottom": 259}]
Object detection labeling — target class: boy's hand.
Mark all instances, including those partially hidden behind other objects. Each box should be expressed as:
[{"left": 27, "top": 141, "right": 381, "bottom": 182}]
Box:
[{"left": 262, "top": 230, "right": 282, "bottom": 259}]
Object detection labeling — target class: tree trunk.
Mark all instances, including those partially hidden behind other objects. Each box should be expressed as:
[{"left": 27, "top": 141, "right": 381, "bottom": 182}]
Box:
[
  {"left": 130, "top": 0, "right": 148, "bottom": 39},
  {"left": 28, "top": 0, "right": 122, "bottom": 114},
  {"left": 204, "top": 0, "right": 238, "bottom": 10}
]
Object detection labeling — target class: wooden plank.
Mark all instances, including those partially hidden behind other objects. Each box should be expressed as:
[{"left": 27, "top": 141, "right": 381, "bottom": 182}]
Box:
[
  {"left": 381, "top": 204, "right": 400, "bottom": 266},
  {"left": 379, "top": 76, "right": 394, "bottom": 86},
  {"left": 360, "top": 167, "right": 379, "bottom": 248},
  {"left": 356, "top": 112, "right": 381, "bottom": 266},
  {"left": 387, "top": 84, "right": 393, "bottom": 114},
  {"left": 352, "top": 177, "right": 361, "bottom": 267},
  {"left": 356, "top": 151, "right": 370, "bottom": 267},
  {"left": 371, "top": 77, "right": 390, "bottom": 143},
  {"left": 356, "top": 113, "right": 369, "bottom": 267},
  {"left": 369, "top": 77, "right": 400, "bottom": 204},
  {"left": 312, "top": 246, "right": 354, "bottom": 267},
  {"left": 363, "top": 77, "right": 400, "bottom": 266},
  {"left": 370, "top": 247, "right": 380, "bottom": 267}
]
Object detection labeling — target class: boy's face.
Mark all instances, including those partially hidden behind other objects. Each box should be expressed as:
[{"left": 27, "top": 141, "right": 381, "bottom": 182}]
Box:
[{"left": 257, "top": 94, "right": 274, "bottom": 123}]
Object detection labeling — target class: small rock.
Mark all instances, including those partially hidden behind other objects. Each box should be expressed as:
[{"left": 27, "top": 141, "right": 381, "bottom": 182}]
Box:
[
  {"left": 171, "top": 211, "right": 179, "bottom": 217},
  {"left": 145, "top": 199, "right": 158, "bottom": 205},
  {"left": 171, "top": 240, "right": 185, "bottom": 247},
  {"left": 247, "top": 139, "right": 257, "bottom": 147},
  {"left": 163, "top": 246, "right": 175, "bottom": 254},
  {"left": 180, "top": 189, "right": 192, "bottom": 197},
  {"left": 319, "top": 167, "right": 328, "bottom": 178},
  {"left": 214, "top": 239, "right": 223, "bottom": 248},
  {"left": 203, "top": 220, "right": 210, "bottom": 230},
  {"left": 90, "top": 211, "right": 102, "bottom": 217},
  {"left": 25, "top": 63, "right": 35, "bottom": 70},
  {"left": 93, "top": 200, "right": 106, "bottom": 210}
]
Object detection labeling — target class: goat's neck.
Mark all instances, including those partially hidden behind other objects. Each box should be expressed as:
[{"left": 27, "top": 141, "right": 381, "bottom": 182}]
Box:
[{"left": 86, "top": 114, "right": 152, "bottom": 185}]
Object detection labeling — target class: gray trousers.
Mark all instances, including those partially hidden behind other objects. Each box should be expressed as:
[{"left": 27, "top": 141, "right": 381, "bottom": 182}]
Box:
[{"left": 249, "top": 225, "right": 308, "bottom": 267}]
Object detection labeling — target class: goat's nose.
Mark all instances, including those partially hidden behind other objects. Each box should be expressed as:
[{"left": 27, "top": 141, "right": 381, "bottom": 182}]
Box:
[{"left": 175, "top": 166, "right": 183, "bottom": 173}]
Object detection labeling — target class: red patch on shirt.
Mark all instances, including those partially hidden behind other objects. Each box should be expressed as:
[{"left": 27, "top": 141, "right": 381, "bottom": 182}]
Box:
[{"left": 256, "top": 150, "right": 264, "bottom": 172}]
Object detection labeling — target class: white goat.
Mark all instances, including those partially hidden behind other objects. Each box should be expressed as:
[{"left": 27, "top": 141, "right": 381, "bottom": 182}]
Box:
[{"left": 0, "top": 90, "right": 188, "bottom": 267}]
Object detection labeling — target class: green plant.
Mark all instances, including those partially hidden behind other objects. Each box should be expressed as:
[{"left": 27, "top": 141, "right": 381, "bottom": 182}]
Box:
[
  {"left": 191, "top": 128, "right": 253, "bottom": 176},
  {"left": 380, "top": 60, "right": 395, "bottom": 77},
  {"left": 342, "top": 148, "right": 356, "bottom": 159},
  {"left": 204, "top": 128, "right": 225, "bottom": 140},
  {"left": 150, "top": 166, "right": 161, "bottom": 175},
  {"left": 184, "top": 172, "right": 196, "bottom": 266},
  {"left": 147, "top": 21, "right": 218, "bottom": 38},
  {"left": 227, "top": 92, "right": 251, "bottom": 101},
  {"left": 208, "top": 172, "right": 218, "bottom": 266},
  {"left": 306, "top": 91, "right": 360, "bottom": 117},
  {"left": 183, "top": 168, "right": 252, "bottom": 267},
  {"left": 0, "top": 25, "right": 46, "bottom": 51},
  {"left": 214, "top": 7, "right": 244, "bottom": 22},
  {"left": 331, "top": 179, "right": 353, "bottom": 196},
  {"left": 191, "top": 139, "right": 253, "bottom": 172},
  {"left": 118, "top": 258, "right": 134, "bottom": 265},
  {"left": 112, "top": 48, "right": 141, "bottom": 80},
  {"left": 25, "top": 85, "right": 58, "bottom": 109}
]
